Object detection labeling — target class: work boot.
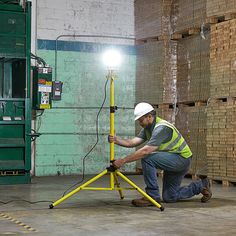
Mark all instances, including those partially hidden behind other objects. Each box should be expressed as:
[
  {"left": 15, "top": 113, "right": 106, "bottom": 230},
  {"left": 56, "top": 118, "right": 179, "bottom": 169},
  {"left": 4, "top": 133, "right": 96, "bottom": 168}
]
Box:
[
  {"left": 131, "top": 197, "right": 161, "bottom": 207},
  {"left": 200, "top": 177, "right": 212, "bottom": 203}
]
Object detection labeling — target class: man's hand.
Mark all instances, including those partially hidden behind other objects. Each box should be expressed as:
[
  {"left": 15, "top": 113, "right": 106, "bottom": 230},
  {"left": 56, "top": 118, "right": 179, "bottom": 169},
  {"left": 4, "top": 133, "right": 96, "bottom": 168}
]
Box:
[
  {"left": 108, "top": 134, "right": 117, "bottom": 143},
  {"left": 113, "top": 159, "right": 126, "bottom": 168},
  {"left": 112, "top": 145, "right": 158, "bottom": 168}
]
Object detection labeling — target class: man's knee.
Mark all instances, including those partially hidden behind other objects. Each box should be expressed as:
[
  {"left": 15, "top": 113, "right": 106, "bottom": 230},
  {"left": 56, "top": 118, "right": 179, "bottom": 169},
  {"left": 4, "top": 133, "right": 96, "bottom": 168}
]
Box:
[
  {"left": 141, "top": 155, "right": 154, "bottom": 165},
  {"left": 162, "top": 191, "right": 178, "bottom": 203},
  {"left": 141, "top": 156, "right": 150, "bottom": 167}
]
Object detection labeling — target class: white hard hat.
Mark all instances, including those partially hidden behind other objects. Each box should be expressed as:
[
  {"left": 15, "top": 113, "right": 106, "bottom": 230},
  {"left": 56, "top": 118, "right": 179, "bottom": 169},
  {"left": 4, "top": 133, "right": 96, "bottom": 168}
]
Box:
[{"left": 134, "top": 102, "right": 154, "bottom": 121}]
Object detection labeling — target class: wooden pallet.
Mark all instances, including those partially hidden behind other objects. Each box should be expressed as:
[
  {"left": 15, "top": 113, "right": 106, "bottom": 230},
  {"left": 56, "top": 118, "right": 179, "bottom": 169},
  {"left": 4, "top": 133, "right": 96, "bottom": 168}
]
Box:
[
  {"left": 185, "top": 173, "right": 199, "bottom": 181},
  {"left": 148, "top": 103, "right": 176, "bottom": 110},
  {"left": 135, "top": 35, "right": 170, "bottom": 45},
  {"left": 210, "top": 177, "right": 236, "bottom": 187},
  {"left": 206, "top": 13, "right": 236, "bottom": 24},
  {"left": 156, "top": 103, "right": 176, "bottom": 109},
  {"left": 185, "top": 173, "right": 208, "bottom": 181},
  {"left": 178, "top": 100, "right": 208, "bottom": 107},
  {"left": 171, "top": 27, "right": 200, "bottom": 40},
  {"left": 185, "top": 174, "right": 236, "bottom": 187},
  {"left": 208, "top": 97, "right": 236, "bottom": 104}
]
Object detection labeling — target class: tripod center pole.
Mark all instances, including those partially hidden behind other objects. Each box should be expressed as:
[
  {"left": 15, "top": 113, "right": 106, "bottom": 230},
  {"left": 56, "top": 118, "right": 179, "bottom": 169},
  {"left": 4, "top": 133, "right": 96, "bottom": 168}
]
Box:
[
  {"left": 109, "top": 70, "right": 115, "bottom": 161},
  {"left": 109, "top": 70, "right": 115, "bottom": 188}
]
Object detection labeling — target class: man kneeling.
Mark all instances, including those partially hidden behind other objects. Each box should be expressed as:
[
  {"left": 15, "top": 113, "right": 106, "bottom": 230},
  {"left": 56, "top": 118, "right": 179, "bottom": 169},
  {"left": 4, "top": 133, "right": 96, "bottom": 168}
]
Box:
[{"left": 108, "top": 102, "right": 212, "bottom": 206}]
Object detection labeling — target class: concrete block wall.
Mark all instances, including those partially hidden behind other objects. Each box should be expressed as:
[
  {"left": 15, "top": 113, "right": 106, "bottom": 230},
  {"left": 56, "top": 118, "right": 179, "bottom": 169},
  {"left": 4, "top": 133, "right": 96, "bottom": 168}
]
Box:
[{"left": 33, "top": 0, "right": 136, "bottom": 176}]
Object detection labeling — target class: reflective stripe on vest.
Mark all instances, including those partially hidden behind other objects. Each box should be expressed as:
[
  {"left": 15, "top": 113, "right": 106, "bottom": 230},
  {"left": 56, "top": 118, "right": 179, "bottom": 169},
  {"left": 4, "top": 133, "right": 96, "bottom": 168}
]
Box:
[
  {"left": 145, "top": 117, "right": 192, "bottom": 158},
  {"left": 164, "top": 131, "right": 182, "bottom": 150}
]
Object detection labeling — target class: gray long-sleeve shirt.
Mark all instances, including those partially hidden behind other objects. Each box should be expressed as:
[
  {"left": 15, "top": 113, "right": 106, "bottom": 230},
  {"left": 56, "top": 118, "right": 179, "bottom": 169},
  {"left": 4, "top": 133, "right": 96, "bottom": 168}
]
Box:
[{"left": 137, "top": 120, "right": 173, "bottom": 147}]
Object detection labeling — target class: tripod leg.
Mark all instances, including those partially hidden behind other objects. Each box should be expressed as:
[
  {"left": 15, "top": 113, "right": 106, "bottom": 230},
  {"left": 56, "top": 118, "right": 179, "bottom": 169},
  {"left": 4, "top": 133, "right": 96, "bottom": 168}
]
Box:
[
  {"left": 116, "top": 171, "right": 164, "bottom": 211},
  {"left": 49, "top": 169, "right": 108, "bottom": 209},
  {"left": 113, "top": 173, "right": 124, "bottom": 199}
]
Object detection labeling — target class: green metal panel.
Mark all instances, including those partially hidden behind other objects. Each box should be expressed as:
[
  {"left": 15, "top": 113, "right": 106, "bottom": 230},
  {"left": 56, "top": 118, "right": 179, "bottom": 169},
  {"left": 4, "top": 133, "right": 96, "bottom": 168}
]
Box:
[
  {"left": 0, "top": 148, "right": 24, "bottom": 169},
  {"left": 0, "top": 172, "right": 30, "bottom": 184},
  {"left": 0, "top": 10, "right": 25, "bottom": 35},
  {"left": 25, "top": 1, "right": 32, "bottom": 173},
  {"left": 0, "top": 4, "right": 26, "bottom": 58},
  {"left": 0, "top": 124, "right": 24, "bottom": 138},
  {"left": 0, "top": 1, "right": 32, "bottom": 184},
  {"left": 0, "top": 2, "right": 24, "bottom": 12},
  {"left": 24, "top": 98, "right": 31, "bottom": 171},
  {"left": 0, "top": 35, "right": 25, "bottom": 58},
  {"left": 0, "top": 100, "right": 25, "bottom": 117},
  {"left": 12, "top": 59, "right": 26, "bottom": 98}
]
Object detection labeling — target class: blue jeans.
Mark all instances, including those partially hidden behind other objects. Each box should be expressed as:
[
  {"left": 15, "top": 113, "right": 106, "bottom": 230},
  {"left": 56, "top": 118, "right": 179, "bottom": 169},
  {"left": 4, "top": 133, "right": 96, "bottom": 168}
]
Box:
[{"left": 141, "top": 152, "right": 204, "bottom": 203}]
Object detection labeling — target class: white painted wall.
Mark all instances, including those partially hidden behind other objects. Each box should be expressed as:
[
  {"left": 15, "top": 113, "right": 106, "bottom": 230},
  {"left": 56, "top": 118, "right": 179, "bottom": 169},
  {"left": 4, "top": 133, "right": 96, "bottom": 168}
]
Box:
[
  {"left": 35, "top": 0, "right": 135, "bottom": 44},
  {"left": 31, "top": 0, "right": 37, "bottom": 54}
]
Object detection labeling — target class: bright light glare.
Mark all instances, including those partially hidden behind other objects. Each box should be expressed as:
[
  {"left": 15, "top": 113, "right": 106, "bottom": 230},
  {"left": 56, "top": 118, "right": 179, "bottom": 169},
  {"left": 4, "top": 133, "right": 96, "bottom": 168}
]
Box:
[{"left": 102, "top": 49, "right": 122, "bottom": 69}]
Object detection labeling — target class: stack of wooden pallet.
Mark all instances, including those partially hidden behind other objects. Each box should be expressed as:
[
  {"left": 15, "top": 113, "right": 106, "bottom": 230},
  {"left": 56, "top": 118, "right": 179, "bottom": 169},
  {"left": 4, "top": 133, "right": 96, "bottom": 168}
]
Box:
[
  {"left": 135, "top": 40, "right": 177, "bottom": 105},
  {"left": 207, "top": 18, "right": 236, "bottom": 182},
  {"left": 173, "top": 5, "right": 209, "bottom": 176},
  {"left": 171, "top": 0, "right": 206, "bottom": 34},
  {"left": 156, "top": 105, "right": 176, "bottom": 124},
  {"left": 207, "top": 0, "right": 236, "bottom": 18},
  {"left": 206, "top": 98, "right": 228, "bottom": 179},
  {"left": 225, "top": 98, "right": 236, "bottom": 180},
  {"left": 134, "top": 0, "right": 236, "bottom": 183},
  {"left": 176, "top": 104, "right": 207, "bottom": 175},
  {"left": 135, "top": 0, "right": 209, "bottom": 177},
  {"left": 135, "top": 0, "right": 172, "bottom": 40},
  {"left": 135, "top": 0, "right": 177, "bottom": 153},
  {"left": 210, "top": 20, "right": 236, "bottom": 98},
  {"left": 177, "top": 34, "right": 210, "bottom": 102}
]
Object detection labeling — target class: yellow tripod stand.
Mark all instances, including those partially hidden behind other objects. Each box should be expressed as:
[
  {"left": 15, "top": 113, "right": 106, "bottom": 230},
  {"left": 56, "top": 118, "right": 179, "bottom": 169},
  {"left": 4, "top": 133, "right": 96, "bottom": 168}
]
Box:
[{"left": 49, "top": 71, "right": 164, "bottom": 211}]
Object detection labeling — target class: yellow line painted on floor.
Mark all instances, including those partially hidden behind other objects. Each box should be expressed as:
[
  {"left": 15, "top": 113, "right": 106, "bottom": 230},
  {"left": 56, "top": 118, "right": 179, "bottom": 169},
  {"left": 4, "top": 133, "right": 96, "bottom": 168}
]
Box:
[{"left": 0, "top": 212, "right": 38, "bottom": 233}]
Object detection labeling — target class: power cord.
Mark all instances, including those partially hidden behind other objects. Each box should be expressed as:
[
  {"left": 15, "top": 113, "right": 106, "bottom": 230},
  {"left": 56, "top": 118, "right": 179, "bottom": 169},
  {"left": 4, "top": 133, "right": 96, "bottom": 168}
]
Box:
[
  {"left": 31, "top": 53, "right": 47, "bottom": 66},
  {"left": 61, "top": 77, "right": 109, "bottom": 197},
  {"left": 35, "top": 109, "right": 45, "bottom": 117},
  {"left": 0, "top": 77, "right": 109, "bottom": 205},
  {"left": 0, "top": 200, "right": 53, "bottom": 204},
  {"left": 35, "top": 110, "right": 45, "bottom": 132}
]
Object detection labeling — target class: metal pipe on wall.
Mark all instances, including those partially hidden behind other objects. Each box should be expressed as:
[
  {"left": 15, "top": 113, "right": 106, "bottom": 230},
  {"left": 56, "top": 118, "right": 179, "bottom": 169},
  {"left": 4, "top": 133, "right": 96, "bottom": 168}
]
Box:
[{"left": 54, "top": 34, "right": 135, "bottom": 81}]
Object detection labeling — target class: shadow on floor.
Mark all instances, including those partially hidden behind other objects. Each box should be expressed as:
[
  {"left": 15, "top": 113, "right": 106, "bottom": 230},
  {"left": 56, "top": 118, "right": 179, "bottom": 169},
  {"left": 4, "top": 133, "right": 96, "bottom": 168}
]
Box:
[
  {"left": 163, "top": 197, "right": 236, "bottom": 209},
  {"left": 47, "top": 196, "right": 236, "bottom": 211}
]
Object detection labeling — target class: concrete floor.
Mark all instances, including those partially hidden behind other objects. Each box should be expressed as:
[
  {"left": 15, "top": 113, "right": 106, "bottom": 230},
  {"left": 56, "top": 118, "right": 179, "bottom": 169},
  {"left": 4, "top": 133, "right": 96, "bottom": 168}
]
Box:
[{"left": 0, "top": 174, "right": 236, "bottom": 236}]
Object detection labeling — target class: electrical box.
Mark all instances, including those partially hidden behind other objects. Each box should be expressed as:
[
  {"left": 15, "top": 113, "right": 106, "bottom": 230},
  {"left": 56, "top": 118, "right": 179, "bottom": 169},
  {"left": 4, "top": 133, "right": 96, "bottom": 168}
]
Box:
[
  {"left": 32, "top": 66, "right": 53, "bottom": 109},
  {"left": 52, "top": 81, "right": 63, "bottom": 100}
]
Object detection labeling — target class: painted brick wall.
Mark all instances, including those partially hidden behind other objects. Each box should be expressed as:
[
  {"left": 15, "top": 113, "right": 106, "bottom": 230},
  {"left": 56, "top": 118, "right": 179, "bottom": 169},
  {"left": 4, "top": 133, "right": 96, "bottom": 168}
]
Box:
[
  {"left": 34, "top": 0, "right": 136, "bottom": 176},
  {"left": 37, "top": 0, "right": 134, "bottom": 44}
]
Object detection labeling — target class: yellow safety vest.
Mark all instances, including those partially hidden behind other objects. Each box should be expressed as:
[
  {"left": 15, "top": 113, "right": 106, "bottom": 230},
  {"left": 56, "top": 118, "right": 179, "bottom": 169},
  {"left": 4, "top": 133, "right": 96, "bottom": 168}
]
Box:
[{"left": 145, "top": 117, "right": 192, "bottom": 158}]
